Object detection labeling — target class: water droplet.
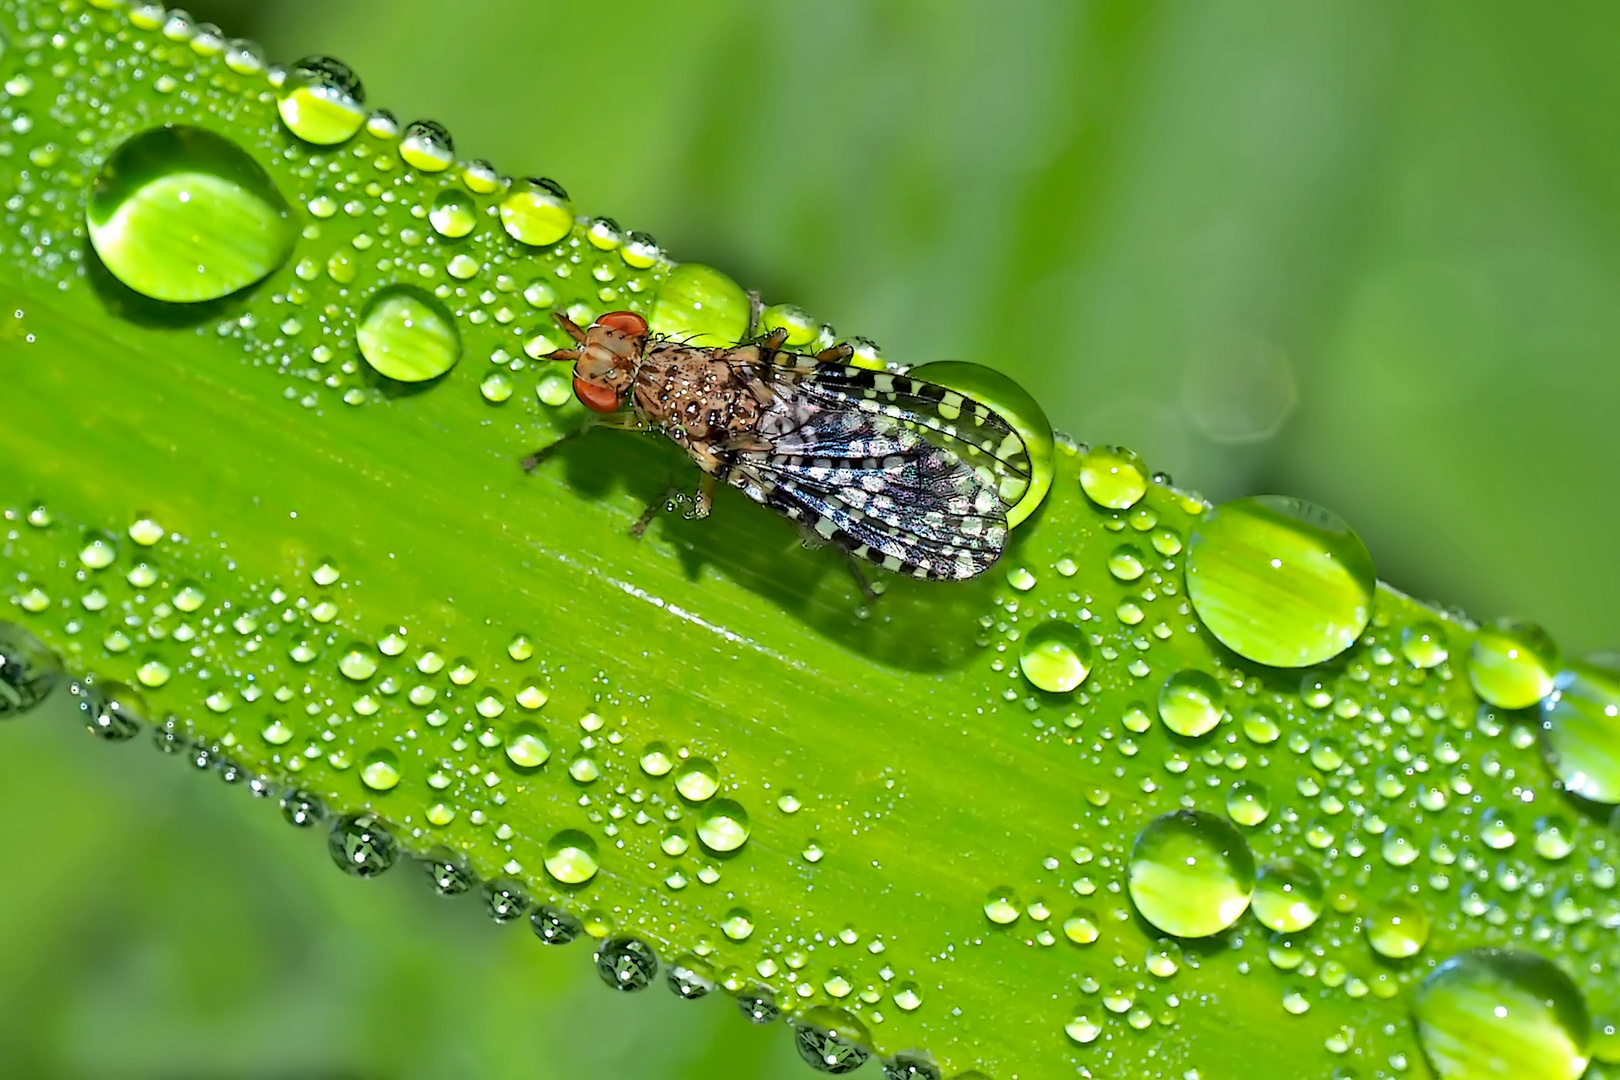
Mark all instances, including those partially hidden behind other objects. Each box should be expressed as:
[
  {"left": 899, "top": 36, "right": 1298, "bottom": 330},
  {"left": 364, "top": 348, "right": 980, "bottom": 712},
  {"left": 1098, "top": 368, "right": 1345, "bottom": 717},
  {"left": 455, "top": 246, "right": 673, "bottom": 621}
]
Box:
[
  {"left": 71, "top": 680, "right": 144, "bottom": 741},
  {"left": 399, "top": 119, "right": 454, "bottom": 172},
  {"left": 87, "top": 126, "right": 296, "bottom": 303},
  {"left": 1533, "top": 815, "right": 1576, "bottom": 861},
  {"left": 1226, "top": 780, "right": 1271, "bottom": 826},
  {"left": 1158, "top": 670, "right": 1225, "bottom": 738},
  {"left": 1540, "top": 659, "right": 1620, "bottom": 804},
  {"left": 667, "top": 954, "right": 716, "bottom": 999},
  {"left": 359, "top": 749, "right": 400, "bottom": 791},
  {"left": 1078, "top": 445, "right": 1148, "bottom": 509},
  {"left": 721, "top": 908, "right": 755, "bottom": 941},
  {"left": 1364, "top": 895, "right": 1429, "bottom": 958},
  {"left": 1063, "top": 910, "right": 1100, "bottom": 945},
  {"left": 276, "top": 56, "right": 365, "bottom": 145},
  {"left": 1243, "top": 705, "right": 1281, "bottom": 744},
  {"left": 499, "top": 177, "right": 573, "bottom": 246},
  {"left": 1108, "top": 544, "right": 1146, "bottom": 581},
  {"left": 422, "top": 848, "right": 476, "bottom": 895},
  {"left": 1018, "top": 620, "right": 1093, "bottom": 692},
  {"left": 893, "top": 982, "right": 923, "bottom": 1011},
  {"left": 1402, "top": 620, "right": 1450, "bottom": 668},
  {"left": 738, "top": 988, "right": 780, "bottom": 1024},
  {"left": 1468, "top": 619, "right": 1559, "bottom": 709},
  {"left": 1413, "top": 949, "right": 1590, "bottom": 1080},
  {"left": 429, "top": 189, "right": 477, "bottom": 239},
  {"left": 983, "top": 887, "right": 1021, "bottom": 925},
  {"left": 543, "top": 829, "right": 598, "bottom": 884},
  {"left": 1127, "top": 809, "right": 1255, "bottom": 937},
  {"left": 280, "top": 789, "right": 324, "bottom": 828},
  {"left": 697, "top": 799, "right": 751, "bottom": 853},
  {"left": 338, "top": 646, "right": 377, "bottom": 680},
  {"left": 504, "top": 722, "right": 551, "bottom": 769},
  {"left": 650, "top": 263, "right": 749, "bottom": 347},
  {"left": 1251, "top": 859, "right": 1324, "bottom": 932},
  {"left": 0, "top": 622, "right": 62, "bottom": 717},
  {"left": 127, "top": 516, "right": 165, "bottom": 546},
  {"left": 908, "top": 360, "right": 1055, "bottom": 527},
  {"left": 328, "top": 813, "right": 398, "bottom": 876},
  {"left": 794, "top": 1009, "right": 871, "bottom": 1075},
  {"left": 1145, "top": 938, "right": 1183, "bottom": 977},
  {"left": 482, "top": 878, "right": 530, "bottom": 922},
  {"left": 596, "top": 937, "right": 658, "bottom": 991},
  {"left": 78, "top": 533, "right": 117, "bottom": 570},
  {"left": 1185, "top": 495, "right": 1375, "bottom": 668},
  {"left": 1065, "top": 1015, "right": 1102, "bottom": 1045},
  {"left": 640, "top": 742, "right": 674, "bottom": 776},
  {"left": 531, "top": 905, "right": 582, "bottom": 945},
  {"left": 675, "top": 758, "right": 719, "bottom": 801},
  {"left": 356, "top": 285, "right": 461, "bottom": 382}
]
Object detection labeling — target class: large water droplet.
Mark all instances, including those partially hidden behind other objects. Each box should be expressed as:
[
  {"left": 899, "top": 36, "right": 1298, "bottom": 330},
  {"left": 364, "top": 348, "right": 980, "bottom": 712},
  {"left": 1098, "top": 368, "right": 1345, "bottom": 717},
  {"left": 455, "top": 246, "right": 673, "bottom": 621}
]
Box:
[
  {"left": 675, "top": 758, "right": 719, "bottom": 802},
  {"left": 531, "top": 905, "right": 582, "bottom": 945},
  {"left": 1127, "top": 809, "right": 1255, "bottom": 937},
  {"left": 1158, "top": 669, "right": 1224, "bottom": 738},
  {"left": 1078, "top": 445, "right": 1147, "bottom": 510},
  {"left": 1539, "top": 660, "right": 1620, "bottom": 804},
  {"left": 1184, "top": 495, "right": 1376, "bottom": 668},
  {"left": 356, "top": 285, "right": 461, "bottom": 382},
  {"left": 596, "top": 937, "right": 658, "bottom": 991},
  {"left": 359, "top": 749, "right": 400, "bottom": 791},
  {"left": 1469, "top": 620, "right": 1559, "bottom": 709},
  {"left": 1365, "top": 895, "right": 1429, "bottom": 959},
  {"left": 504, "top": 722, "right": 551, "bottom": 769},
  {"left": 1018, "top": 620, "right": 1093, "bottom": 692},
  {"left": 0, "top": 622, "right": 62, "bottom": 717},
  {"left": 328, "top": 813, "right": 398, "bottom": 877},
  {"left": 87, "top": 125, "right": 296, "bottom": 303},
  {"left": 650, "top": 263, "right": 749, "bottom": 347},
  {"left": 697, "top": 799, "right": 752, "bottom": 853},
  {"left": 1413, "top": 949, "right": 1590, "bottom": 1080},
  {"left": 544, "top": 829, "right": 599, "bottom": 884},
  {"left": 908, "top": 360, "right": 1054, "bottom": 527},
  {"left": 429, "top": 190, "right": 477, "bottom": 239},
  {"left": 499, "top": 177, "right": 573, "bottom": 247},
  {"left": 276, "top": 56, "right": 365, "bottom": 145},
  {"left": 1251, "top": 859, "right": 1323, "bottom": 932},
  {"left": 794, "top": 1009, "right": 872, "bottom": 1075}
]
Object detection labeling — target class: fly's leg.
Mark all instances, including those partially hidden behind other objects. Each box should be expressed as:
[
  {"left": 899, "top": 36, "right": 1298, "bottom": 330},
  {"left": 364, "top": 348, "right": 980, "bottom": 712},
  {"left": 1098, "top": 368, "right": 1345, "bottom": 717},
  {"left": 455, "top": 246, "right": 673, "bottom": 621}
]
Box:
[
  {"left": 746, "top": 289, "right": 763, "bottom": 338},
  {"left": 840, "top": 548, "right": 880, "bottom": 602},
  {"left": 631, "top": 475, "right": 715, "bottom": 538},
  {"left": 521, "top": 412, "right": 648, "bottom": 472},
  {"left": 521, "top": 427, "right": 583, "bottom": 473}
]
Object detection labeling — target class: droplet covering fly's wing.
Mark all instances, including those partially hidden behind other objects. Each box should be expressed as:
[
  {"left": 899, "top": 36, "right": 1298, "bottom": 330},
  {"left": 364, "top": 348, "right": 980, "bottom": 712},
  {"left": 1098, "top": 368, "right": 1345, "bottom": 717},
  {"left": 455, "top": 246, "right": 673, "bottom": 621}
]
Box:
[{"left": 722, "top": 361, "right": 1029, "bottom": 580}]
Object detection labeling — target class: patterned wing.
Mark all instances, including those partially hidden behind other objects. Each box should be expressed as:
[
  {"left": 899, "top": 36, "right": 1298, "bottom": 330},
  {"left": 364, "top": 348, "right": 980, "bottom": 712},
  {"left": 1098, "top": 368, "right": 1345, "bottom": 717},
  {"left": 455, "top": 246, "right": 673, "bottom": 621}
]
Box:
[
  {"left": 766, "top": 357, "right": 1033, "bottom": 510},
  {"left": 726, "top": 378, "right": 1014, "bottom": 581}
]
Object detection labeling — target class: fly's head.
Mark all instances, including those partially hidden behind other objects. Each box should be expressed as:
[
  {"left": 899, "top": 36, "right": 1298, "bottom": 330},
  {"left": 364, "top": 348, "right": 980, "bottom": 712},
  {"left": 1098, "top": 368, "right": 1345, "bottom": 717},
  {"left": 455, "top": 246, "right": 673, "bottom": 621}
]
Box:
[{"left": 550, "top": 310, "right": 647, "bottom": 413}]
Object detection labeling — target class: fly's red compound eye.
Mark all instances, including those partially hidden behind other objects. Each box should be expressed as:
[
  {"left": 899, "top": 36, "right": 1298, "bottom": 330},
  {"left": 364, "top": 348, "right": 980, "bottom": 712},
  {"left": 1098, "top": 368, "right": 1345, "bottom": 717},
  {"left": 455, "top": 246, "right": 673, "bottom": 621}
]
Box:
[
  {"left": 595, "top": 311, "right": 648, "bottom": 339},
  {"left": 573, "top": 376, "right": 622, "bottom": 414}
]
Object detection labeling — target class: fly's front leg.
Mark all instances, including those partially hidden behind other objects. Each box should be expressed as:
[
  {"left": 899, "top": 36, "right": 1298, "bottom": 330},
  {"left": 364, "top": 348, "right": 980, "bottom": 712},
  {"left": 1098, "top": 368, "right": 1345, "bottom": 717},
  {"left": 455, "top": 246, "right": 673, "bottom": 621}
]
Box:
[{"left": 521, "top": 411, "right": 650, "bottom": 472}]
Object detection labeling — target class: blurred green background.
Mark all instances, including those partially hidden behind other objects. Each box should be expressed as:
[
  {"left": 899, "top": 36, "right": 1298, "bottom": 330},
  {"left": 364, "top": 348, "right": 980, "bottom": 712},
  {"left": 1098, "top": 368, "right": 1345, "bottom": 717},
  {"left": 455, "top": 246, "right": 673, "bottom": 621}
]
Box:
[{"left": 4, "top": 0, "right": 1618, "bottom": 1076}]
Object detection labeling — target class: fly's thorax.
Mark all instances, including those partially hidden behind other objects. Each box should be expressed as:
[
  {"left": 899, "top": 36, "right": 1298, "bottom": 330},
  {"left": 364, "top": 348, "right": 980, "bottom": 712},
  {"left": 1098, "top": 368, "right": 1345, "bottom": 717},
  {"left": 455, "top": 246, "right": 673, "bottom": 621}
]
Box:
[{"left": 635, "top": 344, "right": 770, "bottom": 442}]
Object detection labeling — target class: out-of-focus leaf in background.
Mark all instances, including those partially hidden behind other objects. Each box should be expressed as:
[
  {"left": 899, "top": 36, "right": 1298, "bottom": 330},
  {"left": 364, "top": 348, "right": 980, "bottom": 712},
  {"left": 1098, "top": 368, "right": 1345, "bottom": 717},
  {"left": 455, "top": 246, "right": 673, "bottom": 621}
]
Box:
[{"left": 1, "top": 1, "right": 1616, "bottom": 1076}]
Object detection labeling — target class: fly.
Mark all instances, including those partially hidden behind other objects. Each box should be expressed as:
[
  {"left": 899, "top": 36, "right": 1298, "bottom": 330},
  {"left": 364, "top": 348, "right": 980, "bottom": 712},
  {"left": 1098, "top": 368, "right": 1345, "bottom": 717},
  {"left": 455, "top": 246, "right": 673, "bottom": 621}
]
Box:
[{"left": 525, "top": 310, "right": 1030, "bottom": 582}]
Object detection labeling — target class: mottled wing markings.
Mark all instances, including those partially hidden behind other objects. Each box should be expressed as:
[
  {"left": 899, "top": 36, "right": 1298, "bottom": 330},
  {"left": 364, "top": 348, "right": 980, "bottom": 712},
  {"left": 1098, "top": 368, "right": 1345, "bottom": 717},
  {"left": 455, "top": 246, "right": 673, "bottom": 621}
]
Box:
[
  {"left": 717, "top": 357, "right": 1023, "bottom": 580},
  {"left": 769, "top": 357, "right": 1033, "bottom": 507}
]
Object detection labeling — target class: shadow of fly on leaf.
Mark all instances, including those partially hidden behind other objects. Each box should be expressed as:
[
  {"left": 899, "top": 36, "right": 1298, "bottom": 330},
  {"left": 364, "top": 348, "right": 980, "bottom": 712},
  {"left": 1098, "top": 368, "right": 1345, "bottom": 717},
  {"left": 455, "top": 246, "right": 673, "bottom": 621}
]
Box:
[{"left": 521, "top": 307, "right": 1032, "bottom": 597}]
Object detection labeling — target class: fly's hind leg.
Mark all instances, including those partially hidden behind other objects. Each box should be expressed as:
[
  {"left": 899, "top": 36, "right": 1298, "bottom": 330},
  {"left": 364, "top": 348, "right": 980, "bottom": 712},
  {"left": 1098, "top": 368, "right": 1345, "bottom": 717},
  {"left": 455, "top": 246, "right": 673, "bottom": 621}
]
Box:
[{"left": 839, "top": 547, "right": 880, "bottom": 602}]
